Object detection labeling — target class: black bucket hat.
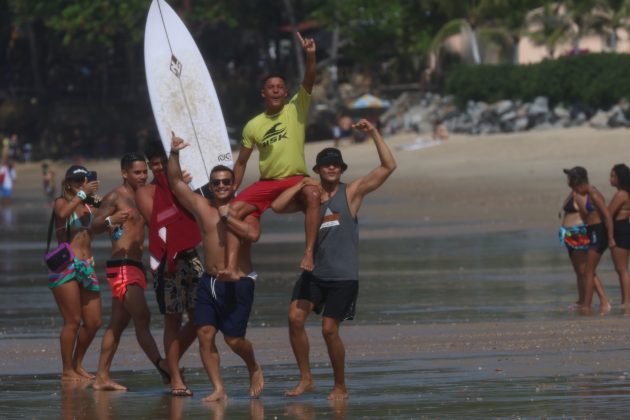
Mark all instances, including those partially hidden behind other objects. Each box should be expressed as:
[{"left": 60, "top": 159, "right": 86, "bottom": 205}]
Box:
[{"left": 313, "top": 147, "right": 348, "bottom": 171}]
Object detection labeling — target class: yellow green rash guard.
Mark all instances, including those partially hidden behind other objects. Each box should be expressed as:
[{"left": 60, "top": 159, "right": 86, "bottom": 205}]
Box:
[{"left": 241, "top": 85, "right": 311, "bottom": 180}]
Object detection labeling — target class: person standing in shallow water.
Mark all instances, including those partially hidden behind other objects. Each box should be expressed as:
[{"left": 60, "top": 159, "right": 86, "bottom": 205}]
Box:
[
  {"left": 271, "top": 119, "right": 396, "bottom": 400},
  {"left": 608, "top": 163, "right": 630, "bottom": 305},
  {"left": 90, "top": 153, "right": 170, "bottom": 391},
  {"left": 559, "top": 183, "right": 606, "bottom": 309},
  {"left": 168, "top": 134, "right": 264, "bottom": 401},
  {"left": 564, "top": 166, "right": 614, "bottom": 314},
  {"left": 49, "top": 165, "right": 103, "bottom": 381},
  {"left": 136, "top": 142, "right": 203, "bottom": 397}
]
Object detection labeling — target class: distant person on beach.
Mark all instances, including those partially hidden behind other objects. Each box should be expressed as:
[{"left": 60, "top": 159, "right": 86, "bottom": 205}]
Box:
[
  {"left": 608, "top": 163, "right": 630, "bottom": 305},
  {"left": 559, "top": 185, "right": 606, "bottom": 309},
  {"left": 272, "top": 118, "right": 396, "bottom": 400},
  {"left": 564, "top": 166, "right": 614, "bottom": 313},
  {"left": 0, "top": 157, "right": 17, "bottom": 207},
  {"left": 333, "top": 114, "right": 353, "bottom": 148},
  {"left": 91, "top": 153, "right": 169, "bottom": 391},
  {"left": 432, "top": 121, "right": 449, "bottom": 141},
  {"left": 42, "top": 161, "right": 56, "bottom": 206},
  {"left": 168, "top": 134, "right": 264, "bottom": 401},
  {"left": 224, "top": 31, "right": 320, "bottom": 278},
  {"left": 48, "top": 165, "right": 102, "bottom": 381},
  {"left": 136, "top": 142, "right": 203, "bottom": 397}
]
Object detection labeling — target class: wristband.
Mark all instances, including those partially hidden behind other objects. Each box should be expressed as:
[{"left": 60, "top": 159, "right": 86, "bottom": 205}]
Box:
[
  {"left": 76, "top": 190, "right": 87, "bottom": 201},
  {"left": 170, "top": 150, "right": 179, "bottom": 156},
  {"left": 105, "top": 216, "right": 113, "bottom": 227}
]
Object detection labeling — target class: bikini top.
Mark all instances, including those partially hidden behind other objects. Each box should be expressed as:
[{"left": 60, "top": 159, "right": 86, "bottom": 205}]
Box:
[
  {"left": 563, "top": 196, "right": 578, "bottom": 214},
  {"left": 65, "top": 204, "right": 93, "bottom": 231},
  {"left": 585, "top": 195, "right": 594, "bottom": 213}
]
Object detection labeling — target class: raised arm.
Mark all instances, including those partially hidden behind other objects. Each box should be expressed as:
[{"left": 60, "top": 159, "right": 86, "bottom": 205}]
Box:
[
  {"left": 55, "top": 179, "right": 98, "bottom": 220},
  {"left": 347, "top": 119, "right": 397, "bottom": 215},
  {"left": 271, "top": 177, "right": 320, "bottom": 214},
  {"left": 233, "top": 145, "right": 253, "bottom": 191},
  {"left": 297, "top": 32, "right": 316, "bottom": 94},
  {"left": 167, "top": 133, "right": 204, "bottom": 217}
]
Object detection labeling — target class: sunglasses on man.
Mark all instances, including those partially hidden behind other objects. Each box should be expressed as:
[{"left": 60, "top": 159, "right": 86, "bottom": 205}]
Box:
[{"left": 210, "top": 178, "right": 233, "bottom": 187}]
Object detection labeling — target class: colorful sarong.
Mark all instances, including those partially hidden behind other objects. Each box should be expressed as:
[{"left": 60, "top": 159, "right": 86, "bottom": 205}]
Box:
[
  {"left": 559, "top": 224, "right": 589, "bottom": 251},
  {"left": 48, "top": 257, "right": 100, "bottom": 292}
]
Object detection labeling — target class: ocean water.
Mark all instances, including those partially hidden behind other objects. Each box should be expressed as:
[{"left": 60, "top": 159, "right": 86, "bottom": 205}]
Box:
[{"left": 0, "top": 204, "right": 627, "bottom": 418}]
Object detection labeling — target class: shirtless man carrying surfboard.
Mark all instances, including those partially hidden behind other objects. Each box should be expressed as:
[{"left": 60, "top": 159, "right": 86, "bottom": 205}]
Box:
[{"left": 221, "top": 32, "right": 320, "bottom": 279}]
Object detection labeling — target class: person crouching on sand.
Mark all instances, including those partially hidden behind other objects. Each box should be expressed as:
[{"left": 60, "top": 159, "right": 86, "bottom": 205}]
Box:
[{"left": 564, "top": 166, "right": 614, "bottom": 314}]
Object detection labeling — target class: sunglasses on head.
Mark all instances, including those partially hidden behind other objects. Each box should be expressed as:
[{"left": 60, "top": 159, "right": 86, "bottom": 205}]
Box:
[{"left": 210, "top": 178, "right": 233, "bottom": 187}]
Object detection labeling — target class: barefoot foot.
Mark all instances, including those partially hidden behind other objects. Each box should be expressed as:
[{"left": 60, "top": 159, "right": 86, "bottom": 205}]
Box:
[
  {"left": 285, "top": 379, "right": 315, "bottom": 397},
  {"left": 328, "top": 386, "right": 348, "bottom": 400},
  {"left": 93, "top": 377, "right": 128, "bottom": 391},
  {"left": 202, "top": 390, "right": 227, "bottom": 402},
  {"left": 249, "top": 364, "right": 264, "bottom": 398},
  {"left": 75, "top": 366, "right": 96, "bottom": 380}
]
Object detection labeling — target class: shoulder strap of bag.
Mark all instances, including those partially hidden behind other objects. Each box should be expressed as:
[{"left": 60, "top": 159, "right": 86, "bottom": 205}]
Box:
[
  {"left": 45, "top": 210, "right": 70, "bottom": 253},
  {"left": 46, "top": 211, "right": 55, "bottom": 253}
]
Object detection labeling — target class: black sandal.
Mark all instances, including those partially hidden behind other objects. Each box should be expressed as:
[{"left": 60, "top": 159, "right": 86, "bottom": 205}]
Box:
[{"left": 153, "top": 356, "right": 171, "bottom": 384}]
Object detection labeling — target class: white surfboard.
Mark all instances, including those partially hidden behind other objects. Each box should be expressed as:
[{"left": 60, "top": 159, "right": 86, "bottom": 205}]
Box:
[{"left": 144, "top": 0, "right": 232, "bottom": 192}]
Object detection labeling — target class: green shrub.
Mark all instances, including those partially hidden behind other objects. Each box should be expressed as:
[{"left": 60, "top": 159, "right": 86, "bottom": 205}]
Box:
[{"left": 443, "top": 53, "right": 630, "bottom": 109}]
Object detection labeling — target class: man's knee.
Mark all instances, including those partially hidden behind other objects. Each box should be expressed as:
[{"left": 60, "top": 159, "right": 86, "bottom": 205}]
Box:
[
  {"left": 288, "top": 307, "right": 308, "bottom": 330},
  {"left": 321, "top": 319, "right": 340, "bottom": 341},
  {"left": 223, "top": 335, "right": 246, "bottom": 350},
  {"left": 301, "top": 185, "right": 320, "bottom": 206},
  {"left": 197, "top": 325, "right": 216, "bottom": 343}
]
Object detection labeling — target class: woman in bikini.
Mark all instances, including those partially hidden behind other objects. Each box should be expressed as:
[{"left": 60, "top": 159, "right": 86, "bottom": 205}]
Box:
[
  {"left": 559, "top": 188, "right": 600, "bottom": 309},
  {"left": 49, "top": 165, "right": 101, "bottom": 380},
  {"left": 564, "top": 166, "right": 614, "bottom": 314},
  {"left": 608, "top": 164, "right": 630, "bottom": 305}
]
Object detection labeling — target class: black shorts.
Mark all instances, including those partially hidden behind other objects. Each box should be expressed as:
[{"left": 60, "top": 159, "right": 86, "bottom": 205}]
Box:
[
  {"left": 614, "top": 219, "right": 630, "bottom": 250},
  {"left": 194, "top": 272, "right": 256, "bottom": 337},
  {"left": 291, "top": 271, "right": 358, "bottom": 321},
  {"left": 587, "top": 223, "right": 608, "bottom": 254}
]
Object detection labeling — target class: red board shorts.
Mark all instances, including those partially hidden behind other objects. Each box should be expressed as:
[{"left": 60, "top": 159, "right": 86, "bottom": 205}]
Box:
[
  {"left": 233, "top": 175, "right": 306, "bottom": 218},
  {"left": 106, "top": 259, "right": 147, "bottom": 302}
]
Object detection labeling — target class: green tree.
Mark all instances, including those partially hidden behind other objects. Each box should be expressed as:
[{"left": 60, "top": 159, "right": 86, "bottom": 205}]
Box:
[{"left": 525, "top": 1, "right": 571, "bottom": 58}]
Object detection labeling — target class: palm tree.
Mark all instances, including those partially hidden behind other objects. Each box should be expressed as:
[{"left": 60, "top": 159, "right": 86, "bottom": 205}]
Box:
[
  {"left": 596, "top": 0, "right": 630, "bottom": 51},
  {"left": 525, "top": 1, "right": 571, "bottom": 58}
]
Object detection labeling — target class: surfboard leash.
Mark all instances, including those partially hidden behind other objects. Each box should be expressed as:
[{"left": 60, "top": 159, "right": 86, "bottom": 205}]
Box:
[{"left": 156, "top": 0, "right": 211, "bottom": 196}]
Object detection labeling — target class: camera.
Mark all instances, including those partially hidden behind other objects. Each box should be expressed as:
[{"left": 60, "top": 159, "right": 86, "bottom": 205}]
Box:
[{"left": 86, "top": 171, "right": 98, "bottom": 182}]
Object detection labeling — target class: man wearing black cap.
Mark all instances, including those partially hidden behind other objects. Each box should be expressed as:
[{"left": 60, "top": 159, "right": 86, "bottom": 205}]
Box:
[{"left": 271, "top": 118, "right": 397, "bottom": 400}]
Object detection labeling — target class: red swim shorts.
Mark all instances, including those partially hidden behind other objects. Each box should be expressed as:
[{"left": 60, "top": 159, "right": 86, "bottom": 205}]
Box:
[
  {"left": 106, "top": 259, "right": 147, "bottom": 301},
  {"left": 234, "top": 175, "right": 306, "bottom": 217}
]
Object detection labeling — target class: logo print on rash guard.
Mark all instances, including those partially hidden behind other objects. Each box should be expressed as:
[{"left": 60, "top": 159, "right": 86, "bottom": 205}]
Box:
[{"left": 261, "top": 123, "right": 288, "bottom": 147}]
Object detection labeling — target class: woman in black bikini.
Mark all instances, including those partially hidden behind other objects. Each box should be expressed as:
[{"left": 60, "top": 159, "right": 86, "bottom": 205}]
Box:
[
  {"left": 608, "top": 164, "right": 630, "bottom": 305},
  {"left": 564, "top": 166, "right": 614, "bottom": 314}
]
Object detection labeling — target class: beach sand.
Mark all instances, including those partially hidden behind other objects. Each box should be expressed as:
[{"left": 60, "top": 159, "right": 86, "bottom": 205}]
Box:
[{"left": 5, "top": 125, "right": 630, "bottom": 379}]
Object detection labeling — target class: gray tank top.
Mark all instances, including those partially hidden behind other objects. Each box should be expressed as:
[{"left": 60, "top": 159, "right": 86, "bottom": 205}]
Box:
[{"left": 312, "top": 183, "right": 359, "bottom": 281}]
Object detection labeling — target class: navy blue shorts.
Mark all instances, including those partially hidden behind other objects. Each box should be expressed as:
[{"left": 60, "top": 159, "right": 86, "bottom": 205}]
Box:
[
  {"left": 194, "top": 272, "right": 256, "bottom": 337},
  {"left": 291, "top": 271, "right": 358, "bottom": 321}
]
